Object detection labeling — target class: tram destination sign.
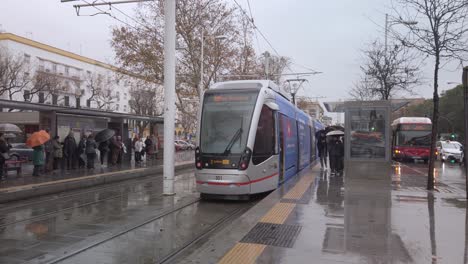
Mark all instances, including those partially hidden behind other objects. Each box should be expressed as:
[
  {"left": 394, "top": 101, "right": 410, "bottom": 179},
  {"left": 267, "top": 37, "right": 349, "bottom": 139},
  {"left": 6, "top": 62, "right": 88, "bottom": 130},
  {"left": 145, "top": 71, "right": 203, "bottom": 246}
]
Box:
[{"left": 400, "top": 124, "right": 431, "bottom": 131}]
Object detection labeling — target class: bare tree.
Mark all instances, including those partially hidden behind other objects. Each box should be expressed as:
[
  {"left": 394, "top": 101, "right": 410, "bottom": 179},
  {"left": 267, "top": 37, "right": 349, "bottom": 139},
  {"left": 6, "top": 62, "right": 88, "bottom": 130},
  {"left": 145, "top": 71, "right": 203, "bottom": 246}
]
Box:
[
  {"left": 0, "top": 48, "right": 30, "bottom": 100},
  {"left": 128, "top": 80, "right": 163, "bottom": 133},
  {"left": 111, "top": 0, "right": 261, "bottom": 131},
  {"left": 85, "top": 73, "right": 117, "bottom": 110},
  {"left": 28, "top": 71, "right": 64, "bottom": 103},
  {"left": 393, "top": 0, "right": 468, "bottom": 189},
  {"left": 352, "top": 41, "right": 420, "bottom": 100},
  {"left": 259, "top": 52, "right": 291, "bottom": 84}
]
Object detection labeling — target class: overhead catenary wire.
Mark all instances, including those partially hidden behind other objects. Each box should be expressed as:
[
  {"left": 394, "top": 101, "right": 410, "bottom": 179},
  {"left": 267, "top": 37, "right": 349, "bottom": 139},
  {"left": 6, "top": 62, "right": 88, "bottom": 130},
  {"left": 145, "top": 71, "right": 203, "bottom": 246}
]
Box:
[
  {"left": 245, "top": 0, "right": 261, "bottom": 53},
  {"left": 97, "top": 0, "right": 152, "bottom": 31},
  {"left": 77, "top": 0, "right": 140, "bottom": 31}
]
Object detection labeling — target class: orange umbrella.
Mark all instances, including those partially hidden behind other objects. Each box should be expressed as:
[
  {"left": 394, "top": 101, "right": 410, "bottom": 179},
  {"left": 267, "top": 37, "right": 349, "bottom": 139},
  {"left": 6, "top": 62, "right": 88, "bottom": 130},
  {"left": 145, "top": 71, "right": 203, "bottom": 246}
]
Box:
[{"left": 26, "top": 130, "right": 50, "bottom": 147}]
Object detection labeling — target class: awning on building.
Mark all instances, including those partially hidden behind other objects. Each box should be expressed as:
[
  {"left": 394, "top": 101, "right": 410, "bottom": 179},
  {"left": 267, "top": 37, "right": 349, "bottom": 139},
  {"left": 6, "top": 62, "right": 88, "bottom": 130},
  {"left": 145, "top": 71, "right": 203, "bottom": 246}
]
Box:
[
  {"left": 0, "top": 111, "right": 39, "bottom": 124},
  {"left": 0, "top": 99, "right": 163, "bottom": 123}
]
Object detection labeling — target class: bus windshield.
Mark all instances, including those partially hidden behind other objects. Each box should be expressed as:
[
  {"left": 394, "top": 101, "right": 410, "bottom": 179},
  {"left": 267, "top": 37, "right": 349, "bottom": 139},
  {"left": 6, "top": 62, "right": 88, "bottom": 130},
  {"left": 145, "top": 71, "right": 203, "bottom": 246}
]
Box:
[
  {"left": 200, "top": 90, "right": 259, "bottom": 155},
  {"left": 396, "top": 130, "right": 431, "bottom": 146}
]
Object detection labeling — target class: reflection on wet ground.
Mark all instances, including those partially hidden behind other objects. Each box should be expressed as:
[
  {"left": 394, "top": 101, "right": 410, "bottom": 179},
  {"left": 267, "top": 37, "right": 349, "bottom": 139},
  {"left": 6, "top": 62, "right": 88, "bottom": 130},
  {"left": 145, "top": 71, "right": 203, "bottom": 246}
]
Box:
[
  {"left": 186, "top": 161, "right": 468, "bottom": 264},
  {"left": 0, "top": 169, "right": 200, "bottom": 264}
]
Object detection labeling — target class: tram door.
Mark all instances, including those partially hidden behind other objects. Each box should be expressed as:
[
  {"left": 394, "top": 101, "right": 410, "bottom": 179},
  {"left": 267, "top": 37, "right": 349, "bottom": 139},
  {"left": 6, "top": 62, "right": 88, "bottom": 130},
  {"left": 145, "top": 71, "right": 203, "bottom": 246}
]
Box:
[{"left": 278, "top": 114, "right": 285, "bottom": 182}]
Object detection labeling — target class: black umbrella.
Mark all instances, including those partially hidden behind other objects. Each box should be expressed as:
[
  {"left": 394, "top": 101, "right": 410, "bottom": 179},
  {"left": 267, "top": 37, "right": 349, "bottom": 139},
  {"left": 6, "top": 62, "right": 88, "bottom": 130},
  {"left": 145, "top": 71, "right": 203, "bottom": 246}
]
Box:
[{"left": 95, "top": 129, "right": 115, "bottom": 143}]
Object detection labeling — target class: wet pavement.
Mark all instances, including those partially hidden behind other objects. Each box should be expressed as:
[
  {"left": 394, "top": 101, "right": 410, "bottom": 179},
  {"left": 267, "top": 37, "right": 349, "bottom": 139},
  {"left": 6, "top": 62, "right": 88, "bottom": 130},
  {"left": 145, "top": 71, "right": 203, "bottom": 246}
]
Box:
[
  {"left": 179, "top": 161, "right": 468, "bottom": 264},
  {"left": 1, "top": 151, "right": 194, "bottom": 190},
  {"left": 0, "top": 169, "right": 198, "bottom": 263}
]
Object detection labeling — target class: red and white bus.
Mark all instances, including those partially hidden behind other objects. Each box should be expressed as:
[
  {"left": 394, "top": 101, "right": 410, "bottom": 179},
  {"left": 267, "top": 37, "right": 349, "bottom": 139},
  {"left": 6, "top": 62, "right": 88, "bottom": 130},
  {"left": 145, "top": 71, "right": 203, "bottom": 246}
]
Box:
[{"left": 391, "top": 117, "right": 432, "bottom": 163}]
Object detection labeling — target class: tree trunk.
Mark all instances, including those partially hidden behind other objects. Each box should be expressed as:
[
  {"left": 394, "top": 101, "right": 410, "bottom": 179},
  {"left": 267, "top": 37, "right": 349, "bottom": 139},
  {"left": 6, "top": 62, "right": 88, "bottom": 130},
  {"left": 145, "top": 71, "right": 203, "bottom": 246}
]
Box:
[{"left": 428, "top": 54, "right": 440, "bottom": 190}]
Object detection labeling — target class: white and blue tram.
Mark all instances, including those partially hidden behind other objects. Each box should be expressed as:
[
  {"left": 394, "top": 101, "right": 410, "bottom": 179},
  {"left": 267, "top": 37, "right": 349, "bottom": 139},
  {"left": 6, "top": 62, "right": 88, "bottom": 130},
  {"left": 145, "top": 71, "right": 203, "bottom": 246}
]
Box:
[{"left": 195, "top": 80, "right": 323, "bottom": 199}]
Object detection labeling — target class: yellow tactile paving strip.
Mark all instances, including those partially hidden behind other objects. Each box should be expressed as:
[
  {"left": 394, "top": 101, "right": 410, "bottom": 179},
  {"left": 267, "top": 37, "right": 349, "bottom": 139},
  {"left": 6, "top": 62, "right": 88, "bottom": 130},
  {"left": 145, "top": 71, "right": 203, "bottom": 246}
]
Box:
[
  {"left": 218, "top": 170, "right": 317, "bottom": 264},
  {"left": 259, "top": 202, "right": 296, "bottom": 224},
  {"left": 282, "top": 174, "right": 315, "bottom": 200},
  {"left": 0, "top": 168, "right": 147, "bottom": 193},
  {"left": 218, "top": 243, "right": 266, "bottom": 264}
]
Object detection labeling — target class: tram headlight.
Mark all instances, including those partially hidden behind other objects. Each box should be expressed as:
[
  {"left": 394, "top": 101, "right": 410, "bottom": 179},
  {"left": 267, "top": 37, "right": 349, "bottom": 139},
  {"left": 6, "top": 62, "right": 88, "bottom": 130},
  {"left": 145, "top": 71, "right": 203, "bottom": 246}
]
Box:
[
  {"left": 195, "top": 147, "right": 202, "bottom": 169},
  {"left": 239, "top": 147, "right": 252, "bottom": 171}
]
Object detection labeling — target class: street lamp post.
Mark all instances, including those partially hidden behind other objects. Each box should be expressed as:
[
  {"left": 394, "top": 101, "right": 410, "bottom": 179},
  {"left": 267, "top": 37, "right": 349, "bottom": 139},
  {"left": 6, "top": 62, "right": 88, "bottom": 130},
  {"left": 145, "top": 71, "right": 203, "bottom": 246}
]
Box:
[
  {"left": 462, "top": 67, "right": 468, "bottom": 198},
  {"left": 198, "top": 32, "right": 226, "bottom": 100}
]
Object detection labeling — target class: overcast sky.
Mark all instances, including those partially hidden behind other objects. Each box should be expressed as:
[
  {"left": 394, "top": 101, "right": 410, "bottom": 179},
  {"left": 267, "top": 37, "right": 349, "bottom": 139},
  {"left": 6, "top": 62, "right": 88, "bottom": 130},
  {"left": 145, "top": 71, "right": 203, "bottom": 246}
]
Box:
[{"left": 0, "top": 0, "right": 463, "bottom": 105}]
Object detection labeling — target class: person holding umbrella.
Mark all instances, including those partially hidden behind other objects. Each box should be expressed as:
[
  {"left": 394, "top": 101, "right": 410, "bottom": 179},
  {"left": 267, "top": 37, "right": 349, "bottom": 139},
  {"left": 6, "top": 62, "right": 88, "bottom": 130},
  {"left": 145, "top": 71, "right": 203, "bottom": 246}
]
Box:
[
  {"left": 326, "top": 130, "right": 345, "bottom": 175},
  {"left": 27, "top": 130, "right": 50, "bottom": 177},
  {"left": 98, "top": 140, "right": 109, "bottom": 166},
  {"left": 95, "top": 129, "right": 115, "bottom": 166},
  {"left": 316, "top": 129, "right": 328, "bottom": 170}
]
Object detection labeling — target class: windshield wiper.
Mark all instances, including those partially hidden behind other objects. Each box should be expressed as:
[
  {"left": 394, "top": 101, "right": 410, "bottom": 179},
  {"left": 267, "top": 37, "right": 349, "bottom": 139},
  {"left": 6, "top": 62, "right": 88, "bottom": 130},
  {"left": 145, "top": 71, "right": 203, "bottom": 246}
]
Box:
[{"left": 223, "top": 128, "right": 243, "bottom": 155}]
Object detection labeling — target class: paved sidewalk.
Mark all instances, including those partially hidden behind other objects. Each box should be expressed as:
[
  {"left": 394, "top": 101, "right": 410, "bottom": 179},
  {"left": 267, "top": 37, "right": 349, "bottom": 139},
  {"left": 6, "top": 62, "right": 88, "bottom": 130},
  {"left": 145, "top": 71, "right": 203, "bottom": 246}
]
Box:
[
  {"left": 178, "top": 162, "right": 468, "bottom": 264},
  {"left": 0, "top": 151, "right": 194, "bottom": 203}
]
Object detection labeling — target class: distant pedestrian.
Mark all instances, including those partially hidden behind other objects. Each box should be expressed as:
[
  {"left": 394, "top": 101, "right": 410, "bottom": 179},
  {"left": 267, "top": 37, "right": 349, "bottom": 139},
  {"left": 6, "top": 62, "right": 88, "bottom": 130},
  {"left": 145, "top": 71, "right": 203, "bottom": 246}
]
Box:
[
  {"left": 63, "top": 132, "right": 77, "bottom": 170},
  {"left": 328, "top": 136, "right": 342, "bottom": 175},
  {"left": 77, "top": 134, "right": 87, "bottom": 168},
  {"left": 43, "top": 129, "right": 53, "bottom": 173},
  {"left": 145, "top": 135, "right": 154, "bottom": 161},
  {"left": 98, "top": 140, "right": 109, "bottom": 166},
  {"left": 32, "top": 144, "right": 45, "bottom": 177},
  {"left": 116, "top": 136, "right": 123, "bottom": 164},
  {"left": 52, "top": 136, "right": 62, "bottom": 170},
  {"left": 86, "top": 134, "right": 98, "bottom": 169},
  {"left": 316, "top": 130, "right": 328, "bottom": 170},
  {"left": 110, "top": 136, "right": 121, "bottom": 165},
  {"left": 134, "top": 137, "right": 144, "bottom": 164},
  {"left": 335, "top": 136, "right": 344, "bottom": 173},
  {"left": 0, "top": 133, "right": 10, "bottom": 180}
]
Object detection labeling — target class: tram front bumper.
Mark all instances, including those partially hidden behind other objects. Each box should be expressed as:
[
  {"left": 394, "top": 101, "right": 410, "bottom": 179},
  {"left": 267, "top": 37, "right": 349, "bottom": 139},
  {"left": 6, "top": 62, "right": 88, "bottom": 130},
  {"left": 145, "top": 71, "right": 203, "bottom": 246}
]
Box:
[{"left": 195, "top": 172, "right": 251, "bottom": 195}]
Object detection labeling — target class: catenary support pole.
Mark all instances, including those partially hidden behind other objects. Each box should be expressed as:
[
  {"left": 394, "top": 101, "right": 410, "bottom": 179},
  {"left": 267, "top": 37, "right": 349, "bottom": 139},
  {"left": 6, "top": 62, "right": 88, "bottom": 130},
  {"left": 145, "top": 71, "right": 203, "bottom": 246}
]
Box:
[
  {"left": 462, "top": 67, "right": 468, "bottom": 199},
  {"left": 163, "top": 0, "right": 176, "bottom": 195}
]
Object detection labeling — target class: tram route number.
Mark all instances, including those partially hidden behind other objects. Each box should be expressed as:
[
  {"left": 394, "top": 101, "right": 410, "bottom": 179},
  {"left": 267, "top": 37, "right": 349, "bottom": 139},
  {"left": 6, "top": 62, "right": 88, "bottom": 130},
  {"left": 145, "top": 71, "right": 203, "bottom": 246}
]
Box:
[{"left": 215, "top": 176, "right": 223, "bottom": 181}]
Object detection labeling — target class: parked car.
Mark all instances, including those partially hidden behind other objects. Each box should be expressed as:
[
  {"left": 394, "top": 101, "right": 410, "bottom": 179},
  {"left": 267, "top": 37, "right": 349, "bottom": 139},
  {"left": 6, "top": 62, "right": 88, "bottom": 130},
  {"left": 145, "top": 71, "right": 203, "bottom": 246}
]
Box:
[
  {"left": 9, "top": 143, "right": 33, "bottom": 161},
  {"left": 175, "top": 141, "right": 185, "bottom": 151},
  {"left": 436, "top": 140, "right": 463, "bottom": 163},
  {"left": 175, "top": 140, "right": 195, "bottom": 150}
]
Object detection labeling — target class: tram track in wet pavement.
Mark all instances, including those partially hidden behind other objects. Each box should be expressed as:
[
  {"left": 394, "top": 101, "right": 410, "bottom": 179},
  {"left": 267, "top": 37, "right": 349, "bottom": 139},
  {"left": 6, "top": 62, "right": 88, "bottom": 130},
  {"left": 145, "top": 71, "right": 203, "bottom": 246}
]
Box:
[
  {"left": 0, "top": 168, "right": 195, "bottom": 227},
  {"left": 0, "top": 168, "right": 262, "bottom": 264}
]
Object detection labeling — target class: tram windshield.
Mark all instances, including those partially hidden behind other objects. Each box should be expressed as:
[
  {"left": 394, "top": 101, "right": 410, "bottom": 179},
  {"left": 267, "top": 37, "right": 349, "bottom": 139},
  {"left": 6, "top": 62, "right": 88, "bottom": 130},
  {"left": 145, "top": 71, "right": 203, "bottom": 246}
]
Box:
[{"left": 200, "top": 90, "right": 259, "bottom": 155}]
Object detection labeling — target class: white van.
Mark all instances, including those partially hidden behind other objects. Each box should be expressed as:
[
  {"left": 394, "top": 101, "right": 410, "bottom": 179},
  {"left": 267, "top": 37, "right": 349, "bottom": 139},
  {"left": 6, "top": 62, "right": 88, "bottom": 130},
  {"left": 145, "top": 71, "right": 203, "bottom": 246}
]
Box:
[{"left": 436, "top": 140, "right": 463, "bottom": 163}]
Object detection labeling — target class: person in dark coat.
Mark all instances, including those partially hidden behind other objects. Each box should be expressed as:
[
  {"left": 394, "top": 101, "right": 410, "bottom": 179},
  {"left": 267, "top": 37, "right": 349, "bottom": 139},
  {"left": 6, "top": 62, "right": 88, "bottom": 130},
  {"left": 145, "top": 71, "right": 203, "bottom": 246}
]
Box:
[
  {"left": 86, "top": 134, "right": 98, "bottom": 169},
  {"left": 328, "top": 136, "right": 338, "bottom": 174},
  {"left": 43, "top": 129, "right": 53, "bottom": 173},
  {"left": 335, "top": 137, "right": 344, "bottom": 173},
  {"left": 144, "top": 136, "right": 153, "bottom": 161},
  {"left": 117, "top": 136, "right": 124, "bottom": 164},
  {"left": 77, "top": 134, "right": 87, "bottom": 168},
  {"left": 32, "top": 144, "right": 45, "bottom": 176},
  {"left": 63, "top": 132, "right": 77, "bottom": 170},
  {"left": 98, "top": 140, "right": 109, "bottom": 166},
  {"left": 52, "top": 136, "right": 62, "bottom": 170},
  {"left": 0, "top": 133, "right": 10, "bottom": 180},
  {"left": 316, "top": 130, "right": 328, "bottom": 170},
  {"left": 110, "top": 136, "right": 121, "bottom": 165}
]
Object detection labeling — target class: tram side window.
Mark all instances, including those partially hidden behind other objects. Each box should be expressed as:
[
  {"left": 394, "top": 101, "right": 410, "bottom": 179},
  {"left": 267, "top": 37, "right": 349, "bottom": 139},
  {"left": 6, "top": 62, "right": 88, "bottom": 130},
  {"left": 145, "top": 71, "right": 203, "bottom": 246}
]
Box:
[{"left": 253, "top": 105, "right": 275, "bottom": 165}]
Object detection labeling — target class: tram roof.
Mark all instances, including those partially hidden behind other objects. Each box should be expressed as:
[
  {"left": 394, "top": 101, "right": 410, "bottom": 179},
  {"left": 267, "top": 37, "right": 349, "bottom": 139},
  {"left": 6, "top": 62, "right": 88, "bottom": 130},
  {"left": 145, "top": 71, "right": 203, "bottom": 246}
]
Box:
[
  {"left": 210, "top": 80, "right": 291, "bottom": 101},
  {"left": 391, "top": 117, "right": 432, "bottom": 126}
]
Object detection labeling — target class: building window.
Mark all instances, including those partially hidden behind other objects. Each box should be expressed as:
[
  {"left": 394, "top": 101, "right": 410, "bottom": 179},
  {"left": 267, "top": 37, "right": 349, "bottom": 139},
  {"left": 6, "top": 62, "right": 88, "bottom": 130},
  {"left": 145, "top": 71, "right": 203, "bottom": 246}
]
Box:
[
  {"left": 116, "top": 91, "right": 120, "bottom": 100},
  {"left": 24, "top": 72, "right": 29, "bottom": 78},
  {"left": 39, "top": 92, "right": 45, "bottom": 103},
  {"left": 52, "top": 94, "right": 58, "bottom": 105},
  {"left": 86, "top": 99, "right": 91, "bottom": 107},
  {"left": 123, "top": 105, "right": 127, "bottom": 112},
  {"left": 52, "top": 63, "right": 57, "bottom": 73},
  {"left": 76, "top": 97, "right": 80, "bottom": 108},
  {"left": 23, "top": 90, "right": 30, "bottom": 101},
  {"left": 24, "top": 54, "right": 31, "bottom": 64},
  {"left": 116, "top": 104, "right": 120, "bottom": 111},
  {"left": 64, "top": 96, "right": 69, "bottom": 106},
  {"left": 65, "top": 66, "right": 69, "bottom": 76},
  {"left": 124, "top": 93, "right": 127, "bottom": 100}
]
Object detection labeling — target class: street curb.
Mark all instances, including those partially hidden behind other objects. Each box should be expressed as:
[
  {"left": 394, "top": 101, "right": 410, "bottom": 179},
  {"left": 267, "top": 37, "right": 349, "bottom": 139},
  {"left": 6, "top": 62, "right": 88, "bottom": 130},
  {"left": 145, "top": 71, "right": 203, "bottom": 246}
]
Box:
[{"left": 0, "top": 162, "right": 194, "bottom": 204}]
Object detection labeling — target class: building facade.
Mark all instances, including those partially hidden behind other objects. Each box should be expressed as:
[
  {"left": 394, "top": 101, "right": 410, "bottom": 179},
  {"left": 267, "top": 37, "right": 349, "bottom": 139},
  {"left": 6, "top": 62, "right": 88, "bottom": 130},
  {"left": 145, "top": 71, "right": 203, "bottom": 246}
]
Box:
[
  {"left": 0, "top": 33, "right": 132, "bottom": 113},
  {"left": 0, "top": 33, "right": 163, "bottom": 144}
]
